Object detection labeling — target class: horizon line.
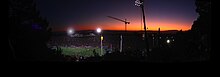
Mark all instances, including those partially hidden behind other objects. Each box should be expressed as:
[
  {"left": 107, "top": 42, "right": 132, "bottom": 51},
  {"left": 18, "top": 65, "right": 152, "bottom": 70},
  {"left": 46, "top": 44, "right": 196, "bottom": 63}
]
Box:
[{"left": 52, "top": 29, "right": 190, "bottom": 32}]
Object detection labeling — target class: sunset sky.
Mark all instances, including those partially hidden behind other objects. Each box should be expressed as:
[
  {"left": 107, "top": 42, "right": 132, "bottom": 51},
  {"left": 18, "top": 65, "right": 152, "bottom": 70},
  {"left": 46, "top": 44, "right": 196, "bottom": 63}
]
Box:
[{"left": 35, "top": 0, "right": 198, "bottom": 31}]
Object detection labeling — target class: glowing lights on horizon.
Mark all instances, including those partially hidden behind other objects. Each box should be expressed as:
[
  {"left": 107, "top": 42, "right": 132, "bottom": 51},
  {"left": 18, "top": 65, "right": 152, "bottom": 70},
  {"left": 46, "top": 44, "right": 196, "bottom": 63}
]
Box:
[
  {"left": 57, "top": 22, "right": 191, "bottom": 32},
  {"left": 67, "top": 28, "right": 74, "bottom": 35},
  {"left": 96, "top": 28, "right": 102, "bottom": 33}
]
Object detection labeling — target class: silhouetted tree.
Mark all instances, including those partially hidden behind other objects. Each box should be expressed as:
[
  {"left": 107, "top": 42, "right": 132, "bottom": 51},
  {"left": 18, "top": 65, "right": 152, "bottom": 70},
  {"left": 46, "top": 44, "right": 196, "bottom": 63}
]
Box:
[
  {"left": 170, "top": 0, "right": 211, "bottom": 62},
  {"left": 8, "top": 0, "right": 55, "bottom": 61},
  {"left": 192, "top": 0, "right": 211, "bottom": 35},
  {"left": 192, "top": 0, "right": 211, "bottom": 50},
  {"left": 187, "top": 0, "right": 211, "bottom": 60}
]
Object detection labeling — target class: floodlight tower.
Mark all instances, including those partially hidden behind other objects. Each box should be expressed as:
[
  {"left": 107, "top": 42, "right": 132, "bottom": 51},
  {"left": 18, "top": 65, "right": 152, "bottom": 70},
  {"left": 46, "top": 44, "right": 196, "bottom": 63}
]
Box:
[
  {"left": 135, "top": 0, "right": 149, "bottom": 52},
  {"left": 96, "top": 28, "right": 103, "bottom": 56}
]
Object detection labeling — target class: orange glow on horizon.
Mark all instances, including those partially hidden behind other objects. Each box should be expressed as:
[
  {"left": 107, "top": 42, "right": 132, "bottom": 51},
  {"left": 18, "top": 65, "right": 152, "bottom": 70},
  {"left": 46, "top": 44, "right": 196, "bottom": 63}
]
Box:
[{"left": 52, "top": 20, "right": 192, "bottom": 32}]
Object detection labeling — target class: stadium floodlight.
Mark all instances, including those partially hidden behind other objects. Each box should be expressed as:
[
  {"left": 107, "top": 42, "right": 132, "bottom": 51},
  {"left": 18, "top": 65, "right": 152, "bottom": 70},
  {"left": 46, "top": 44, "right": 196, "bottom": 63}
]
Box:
[
  {"left": 135, "top": 0, "right": 143, "bottom": 7},
  {"left": 68, "top": 30, "right": 73, "bottom": 34},
  {"left": 67, "top": 28, "right": 74, "bottom": 35},
  {"left": 96, "top": 28, "right": 103, "bottom": 56},
  {"left": 96, "top": 28, "right": 102, "bottom": 33},
  {"left": 135, "top": 0, "right": 149, "bottom": 53}
]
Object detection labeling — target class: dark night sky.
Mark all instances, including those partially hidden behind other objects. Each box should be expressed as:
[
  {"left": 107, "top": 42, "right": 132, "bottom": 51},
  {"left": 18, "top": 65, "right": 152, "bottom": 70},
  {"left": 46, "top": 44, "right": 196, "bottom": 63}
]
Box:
[{"left": 35, "top": 0, "right": 198, "bottom": 31}]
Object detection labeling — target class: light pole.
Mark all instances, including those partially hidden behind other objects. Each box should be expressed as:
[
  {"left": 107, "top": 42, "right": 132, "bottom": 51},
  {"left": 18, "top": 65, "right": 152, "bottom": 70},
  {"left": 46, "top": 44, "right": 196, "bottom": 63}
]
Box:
[
  {"left": 96, "top": 28, "right": 103, "bottom": 56},
  {"left": 135, "top": 0, "right": 149, "bottom": 53}
]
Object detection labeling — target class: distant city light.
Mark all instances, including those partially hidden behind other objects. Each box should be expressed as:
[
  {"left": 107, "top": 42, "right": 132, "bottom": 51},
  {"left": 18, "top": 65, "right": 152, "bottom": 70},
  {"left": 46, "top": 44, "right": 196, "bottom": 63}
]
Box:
[
  {"left": 96, "top": 28, "right": 102, "bottom": 33},
  {"left": 166, "top": 39, "right": 171, "bottom": 44}
]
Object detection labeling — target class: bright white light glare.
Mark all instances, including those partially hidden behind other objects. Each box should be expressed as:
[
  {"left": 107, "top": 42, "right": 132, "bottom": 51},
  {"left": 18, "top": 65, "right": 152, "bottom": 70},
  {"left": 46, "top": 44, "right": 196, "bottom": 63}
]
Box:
[
  {"left": 166, "top": 39, "right": 170, "bottom": 44},
  {"left": 96, "top": 28, "right": 102, "bottom": 33},
  {"left": 135, "top": 0, "right": 143, "bottom": 6},
  {"left": 68, "top": 30, "right": 72, "bottom": 33},
  {"left": 67, "top": 28, "right": 74, "bottom": 35}
]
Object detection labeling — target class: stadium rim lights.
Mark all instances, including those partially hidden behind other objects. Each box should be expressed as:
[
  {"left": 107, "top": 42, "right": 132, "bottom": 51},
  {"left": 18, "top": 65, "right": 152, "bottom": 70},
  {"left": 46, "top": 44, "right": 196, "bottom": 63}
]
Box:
[
  {"left": 135, "top": 0, "right": 143, "bottom": 7},
  {"left": 68, "top": 30, "right": 72, "bottom": 33},
  {"left": 67, "top": 28, "right": 74, "bottom": 35},
  {"left": 96, "top": 28, "right": 102, "bottom": 33}
]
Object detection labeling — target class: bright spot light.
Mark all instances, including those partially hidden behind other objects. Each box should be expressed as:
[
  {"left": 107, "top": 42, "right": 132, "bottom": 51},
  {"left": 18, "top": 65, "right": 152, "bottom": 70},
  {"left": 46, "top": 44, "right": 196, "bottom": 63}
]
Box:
[
  {"left": 135, "top": 0, "right": 143, "bottom": 7},
  {"left": 96, "top": 28, "right": 102, "bottom": 33},
  {"left": 67, "top": 28, "right": 74, "bottom": 35},
  {"left": 101, "top": 36, "right": 104, "bottom": 41},
  {"left": 68, "top": 30, "right": 72, "bottom": 33},
  {"left": 166, "top": 39, "right": 170, "bottom": 44}
]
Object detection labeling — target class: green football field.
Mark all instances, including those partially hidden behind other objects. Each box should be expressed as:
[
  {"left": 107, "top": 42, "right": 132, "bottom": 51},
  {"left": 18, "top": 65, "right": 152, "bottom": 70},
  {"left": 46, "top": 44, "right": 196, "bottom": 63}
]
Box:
[{"left": 61, "top": 47, "right": 103, "bottom": 57}]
